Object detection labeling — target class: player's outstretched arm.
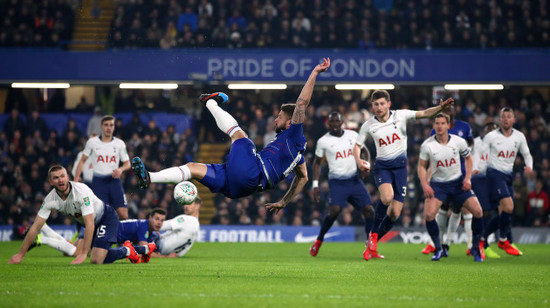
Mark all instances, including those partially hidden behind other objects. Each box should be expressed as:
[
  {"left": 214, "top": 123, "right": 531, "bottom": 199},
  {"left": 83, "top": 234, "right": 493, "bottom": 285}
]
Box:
[
  {"left": 291, "top": 58, "right": 330, "bottom": 125},
  {"left": 415, "top": 98, "right": 454, "bottom": 119},
  {"left": 9, "top": 217, "right": 46, "bottom": 264},
  {"left": 266, "top": 163, "right": 309, "bottom": 213}
]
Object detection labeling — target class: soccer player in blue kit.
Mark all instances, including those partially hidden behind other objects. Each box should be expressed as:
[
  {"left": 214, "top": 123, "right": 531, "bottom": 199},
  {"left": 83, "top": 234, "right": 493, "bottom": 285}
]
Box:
[{"left": 132, "top": 58, "right": 331, "bottom": 212}]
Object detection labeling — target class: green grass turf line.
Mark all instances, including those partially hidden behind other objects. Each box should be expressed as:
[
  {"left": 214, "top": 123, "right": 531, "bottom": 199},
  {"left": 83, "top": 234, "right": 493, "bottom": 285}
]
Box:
[{"left": 1, "top": 241, "right": 549, "bottom": 307}]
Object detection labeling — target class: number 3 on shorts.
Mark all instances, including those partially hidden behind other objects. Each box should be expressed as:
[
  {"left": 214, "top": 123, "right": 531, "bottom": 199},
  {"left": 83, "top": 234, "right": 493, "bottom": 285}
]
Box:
[{"left": 401, "top": 186, "right": 407, "bottom": 197}]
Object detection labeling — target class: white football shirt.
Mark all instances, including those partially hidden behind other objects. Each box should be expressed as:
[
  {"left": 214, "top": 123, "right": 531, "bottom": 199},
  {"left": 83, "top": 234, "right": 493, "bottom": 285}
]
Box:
[
  {"left": 483, "top": 129, "right": 533, "bottom": 174},
  {"left": 472, "top": 136, "right": 489, "bottom": 175},
  {"left": 356, "top": 110, "right": 417, "bottom": 161},
  {"left": 315, "top": 129, "right": 358, "bottom": 180},
  {"left": 83, "top": 136, "right": 129, "bottom": 176},
  {"left": 72, "top": 151, "right": 94, "bottom": 183},
  {"left": 419, "top": 134, "right": 471, "bottom": 182},
  {"left": 159, "top": 215, "right": 200, "bottom": 257},
  {"left": 38, "top": 182, "right": 105, "bottom": 225}
]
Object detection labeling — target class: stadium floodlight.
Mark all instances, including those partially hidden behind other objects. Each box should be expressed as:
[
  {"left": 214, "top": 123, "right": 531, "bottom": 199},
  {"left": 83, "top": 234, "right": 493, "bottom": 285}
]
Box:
[
  {"left": 119, "top": 83, "right": 178, "bottom": 89},
  {"left": 444, "top": 84, "right": 504, "bottom": 90},
  {"left": 335, "top": 84, "right": 395, "bottom": 90},
  {"left": 227, "top": 83, "right": 287, "bottom": 90},
  {"left": 11, "top": 82, "right": 70, "bottom": 88}
]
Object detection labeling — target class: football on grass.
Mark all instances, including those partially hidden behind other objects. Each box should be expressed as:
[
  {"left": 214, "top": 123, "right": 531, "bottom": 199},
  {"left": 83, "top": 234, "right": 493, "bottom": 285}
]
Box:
[{"left": 173, "top": 181, "right": 198, "bottom": 205}]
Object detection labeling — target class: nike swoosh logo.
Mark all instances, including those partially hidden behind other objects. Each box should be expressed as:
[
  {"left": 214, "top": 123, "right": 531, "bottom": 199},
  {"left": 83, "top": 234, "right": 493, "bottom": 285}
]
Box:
[{"left": 294, "top": 232, "right": 340, "bottom": 243}]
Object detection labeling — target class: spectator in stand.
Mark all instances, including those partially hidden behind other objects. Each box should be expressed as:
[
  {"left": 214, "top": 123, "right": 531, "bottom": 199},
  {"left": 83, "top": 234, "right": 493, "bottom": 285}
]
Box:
[
  {"left": 526, "top": 178, "right": 549, "bottom": 227},
  {"left": 86, "top": 106, "right": 103, "bottom": 137},
  {"left": 178, "top": 6, "right": 198, "bottom": 32},
  {"left": 3, "top": 108, "right": 26, "bottom": 140}
]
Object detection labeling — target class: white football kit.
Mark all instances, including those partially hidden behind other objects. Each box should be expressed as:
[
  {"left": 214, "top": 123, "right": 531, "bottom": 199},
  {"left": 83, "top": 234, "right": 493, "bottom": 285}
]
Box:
[
  {"left": 356, "top": 110, "right": 417, "bottom": 161},
  {"left": 72, "top": 151, "right": 94, "bottom": 184},
  {"left": 483, "top": 129, "right": 533, "bottom": 175},
  {"left": 82, "top": 136, "right": 129, "bottom": 176},
  {"left": 158, "top": 215, "right": 200, "bottom": 257},
  {"left": 472, "top": 136, "right": 489, "bottom": 175},
  {"left": 419, "top": 134, "right": 471, "bottom": 182},
  {"left": 38, "top": 182, "right": 105, "bottom": 225},
  {"left": 315, "top": 130, "right": 359, "bottom": 180}
]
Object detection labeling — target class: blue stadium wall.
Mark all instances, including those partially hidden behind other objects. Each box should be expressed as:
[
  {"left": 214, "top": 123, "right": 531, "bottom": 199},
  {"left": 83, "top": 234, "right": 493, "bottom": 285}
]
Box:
[
  {"left": 1, "top": 225, "right": 549, "bottom": 244},
  {"left": 0, "top": 49, "right": 548, "bottom": 83}
]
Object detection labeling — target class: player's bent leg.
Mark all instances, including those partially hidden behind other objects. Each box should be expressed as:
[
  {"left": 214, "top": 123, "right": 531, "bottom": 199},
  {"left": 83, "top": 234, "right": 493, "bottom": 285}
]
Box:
[
  {"left": 90, "top": 247, "right": 109, "bottom": 264},
  {"left": 462, "top": 197, "right": 484, "bottom": 260},
  {"left": 146, "top": 162, "right": 207, "bottom": 185},
  {"left": 378, "top": 183, "right": 395, "bottom": 207}
]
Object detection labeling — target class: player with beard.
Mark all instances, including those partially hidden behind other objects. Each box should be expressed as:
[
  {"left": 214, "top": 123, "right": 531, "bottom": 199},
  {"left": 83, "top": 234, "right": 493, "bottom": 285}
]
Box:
[{"left": 132, "top": 58, "right": 331, "bottom": 214}]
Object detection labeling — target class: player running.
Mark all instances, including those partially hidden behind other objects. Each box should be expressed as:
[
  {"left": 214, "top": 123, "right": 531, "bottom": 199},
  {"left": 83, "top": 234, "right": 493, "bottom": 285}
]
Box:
[
  {"left": 422, "top": 105, "right": 475, "bottom": 256},
  {"left": 418, "top": 114, "right": 484, "bottom": 261},
  {"left": 481, "top": 107, "right": 533, "bottom": 256},
  {"left": 309, "top": 112, "right": 374, "bottom": 258},
  {"left": 354, "top": 90, "right": 454, "bottom": 259},
  {"left": 132, "top": 58, "right": 331, "bottom": 213},
  {"left": 471, "top": 122, "right": 502, "bottom": 258}
]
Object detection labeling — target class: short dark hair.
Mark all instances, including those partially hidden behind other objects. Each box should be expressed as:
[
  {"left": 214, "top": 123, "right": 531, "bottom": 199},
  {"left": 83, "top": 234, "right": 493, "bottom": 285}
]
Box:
[
  {"left": 194, "top": 196, "right": 202, "bottom": 205},
  {"left": 371, "top": 90, "right": 390, "bottom": 102},
  {"left": 328, "top": 112, "right": 342, "bottom": 121},
  {"left": 48, "top": 165, "right": 65, "bottom": 179},
  {"left": 150, "top": 208, "right": 167, "bottom": 217},
  {"left": 280, "top": 104, "right": 295, "bottom": 119},
  {"left": 434, "top": 113, "right": 450, "bottom": 123},
  {"left": 101, "top": 115, "right": 115, "bottom": 124},
  {"left": 483, "top": 122, "right": 498, "bottom": 131}
]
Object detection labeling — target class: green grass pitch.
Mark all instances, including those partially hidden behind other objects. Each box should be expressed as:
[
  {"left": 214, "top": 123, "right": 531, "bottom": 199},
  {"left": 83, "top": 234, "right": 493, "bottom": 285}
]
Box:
[{"left": 1, "top": 241, "right": 549, "bottom": 307}]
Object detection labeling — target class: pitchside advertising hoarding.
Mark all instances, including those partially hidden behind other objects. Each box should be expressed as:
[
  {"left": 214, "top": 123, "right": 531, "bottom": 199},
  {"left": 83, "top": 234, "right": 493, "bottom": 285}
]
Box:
[
  {"left": 1, "top": 49, "right": 548, "bottom": 83},
  {"left": 1, "top": 225, "right": 549, "bottom": 244}
]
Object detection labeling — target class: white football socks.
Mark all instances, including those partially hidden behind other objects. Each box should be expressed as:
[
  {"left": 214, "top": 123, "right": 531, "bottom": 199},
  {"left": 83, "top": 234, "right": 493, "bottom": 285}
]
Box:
[
  {"left": 435, "top": 209, "right": 448, "bottom": 244},
  {"left": 463, "top": 213, "right": 473, "bottom": 248},
  {"left": 150, "top": 165, "right": 191, "bottom": 183},
  {"left": 41, "top": 224, "right": 67, "bottom": 241},
  {"left": 39, "top": 236, "right": 77, "bottom": 256},
  {"left": 206, "top": 99, "right": 242, "bottom": 137},
  {"left": 446, "top": 211, "right": 461, "bottom": 245}
]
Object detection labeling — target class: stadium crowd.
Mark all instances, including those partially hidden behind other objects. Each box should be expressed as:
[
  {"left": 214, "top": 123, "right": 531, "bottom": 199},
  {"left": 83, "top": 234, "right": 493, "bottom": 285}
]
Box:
[
  {"left": 1, "top": 86, "right": 549, "bottom": 236},
  {"left": 0, "top": 0, "right": 76, "bottom": 48},
  {"left": 107, "top": 0, "right": 550, "bottom": 49}
]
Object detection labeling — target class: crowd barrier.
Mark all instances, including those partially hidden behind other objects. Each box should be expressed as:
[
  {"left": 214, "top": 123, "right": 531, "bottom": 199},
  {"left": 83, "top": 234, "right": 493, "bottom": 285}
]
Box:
[{"left": 2, "top": 225, "right": 548, "bottom": 244}]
